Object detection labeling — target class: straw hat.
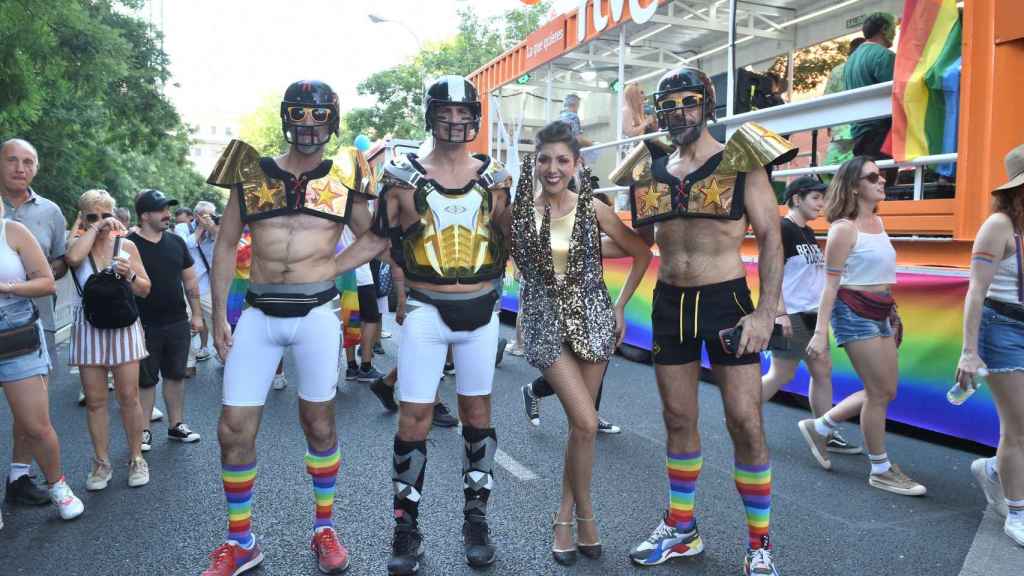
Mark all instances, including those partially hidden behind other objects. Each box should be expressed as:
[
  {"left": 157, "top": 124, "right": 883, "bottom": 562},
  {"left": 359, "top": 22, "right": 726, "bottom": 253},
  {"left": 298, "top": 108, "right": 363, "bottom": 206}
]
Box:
[{"left": 994, "top": 143, "right": 1024, "bottom": 193}]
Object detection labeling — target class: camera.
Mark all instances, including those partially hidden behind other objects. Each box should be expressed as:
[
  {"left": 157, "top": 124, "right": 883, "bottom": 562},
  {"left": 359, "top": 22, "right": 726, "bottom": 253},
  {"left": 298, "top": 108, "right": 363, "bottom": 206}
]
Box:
[{"left": 211, "top": 214, "right": 221, "bottom": 225}]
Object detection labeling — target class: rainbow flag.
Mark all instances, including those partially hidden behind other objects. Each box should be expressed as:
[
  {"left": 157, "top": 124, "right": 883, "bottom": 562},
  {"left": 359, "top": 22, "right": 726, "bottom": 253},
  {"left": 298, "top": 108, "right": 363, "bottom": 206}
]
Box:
[
  {"left": 226, "top": 229, "right": 252, "bottom": 327},
  {"left": 334, "top": 239, "right": 362, "bottom": 348},
  {"left": 890, "top": 0, "right": 961, "bottom": 161}
]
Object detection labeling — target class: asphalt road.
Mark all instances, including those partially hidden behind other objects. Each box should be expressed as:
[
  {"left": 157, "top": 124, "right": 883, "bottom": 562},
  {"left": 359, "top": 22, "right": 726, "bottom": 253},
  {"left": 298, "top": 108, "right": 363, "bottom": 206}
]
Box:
[{"left": 0, "top": 315, "right": 1007, "bottom": 575}]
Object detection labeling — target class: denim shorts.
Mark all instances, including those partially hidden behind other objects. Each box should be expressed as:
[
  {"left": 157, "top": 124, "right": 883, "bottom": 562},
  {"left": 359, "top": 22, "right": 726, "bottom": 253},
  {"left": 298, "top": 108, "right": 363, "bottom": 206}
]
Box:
[
  {"left": 830, "top": 296, "right": 892, "bottom": 347},
  {"left": 978, "top": 303, "right": 1024, "bottom": 373},
  {"left": 0, "top": 300, "right": 51, "bottom": 384}
]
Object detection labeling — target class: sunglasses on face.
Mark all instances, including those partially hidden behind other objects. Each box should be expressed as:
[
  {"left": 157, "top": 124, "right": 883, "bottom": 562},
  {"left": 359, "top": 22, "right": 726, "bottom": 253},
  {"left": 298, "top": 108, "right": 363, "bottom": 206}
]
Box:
[
  {"left": 286, "top": 106, "right": 332, "bottom": 123},
  {"left": 84, "top": 212, "right": 114, "bottom": 223},
  {"left": 656, "top": 93, "right": 703, "bottom": 113},
  {"left": 860, "top": 172, "right": 883, "bottom": 184}
]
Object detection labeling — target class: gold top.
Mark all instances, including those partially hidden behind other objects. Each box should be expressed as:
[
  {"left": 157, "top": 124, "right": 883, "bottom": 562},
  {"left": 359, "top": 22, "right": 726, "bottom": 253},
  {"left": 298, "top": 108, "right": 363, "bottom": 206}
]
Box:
[
  {"left": 627, "top": 122, "right": 797, "bottom": 225},
  {"left": 535, "top": 205, "right": 577, "bottom": 276},
  {"left": 207, "top": 139, "right": 365, "bottom": 224}
]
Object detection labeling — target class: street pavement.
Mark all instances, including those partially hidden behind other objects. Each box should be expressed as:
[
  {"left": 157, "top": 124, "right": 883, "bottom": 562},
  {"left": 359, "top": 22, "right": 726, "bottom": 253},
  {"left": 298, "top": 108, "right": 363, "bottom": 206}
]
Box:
[{"left": 0, "top": 314, "right": 1019, "bottom": 575}]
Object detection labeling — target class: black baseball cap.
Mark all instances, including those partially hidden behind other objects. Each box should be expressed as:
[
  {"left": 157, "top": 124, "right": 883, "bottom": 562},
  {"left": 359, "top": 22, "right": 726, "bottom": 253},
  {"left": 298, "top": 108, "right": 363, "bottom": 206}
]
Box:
[
  {"left": 135, "top": 189, "right": 179, "bottom": 215},
  {"left": 784, "top": 176, "right": 827, "bottom": 201}
]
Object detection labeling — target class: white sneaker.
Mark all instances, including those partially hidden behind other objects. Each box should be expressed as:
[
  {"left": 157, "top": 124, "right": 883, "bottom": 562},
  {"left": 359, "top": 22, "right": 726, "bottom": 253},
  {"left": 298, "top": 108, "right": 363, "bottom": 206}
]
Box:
[
  {"left": 86, "top": 458, "right": 113, "bottom": 491},
  {"left": 150, "top": 407, "right": 164, "bottom": 422},
  {"left": 380, "top": 330, "right": 392, "bottom": 339},
  {"left": 141, "top": 429, "right": 152, "bottom": 452},
  {"left": 744, "top": 546, "right": 780, "bottom": 575},
  {"left": 77, "top": 389, "right": 86, "bottom": 406},
  {"left": 971, "top": 457, "right": 1008, "bottom": 517},
  {"left": 107, "top": 373, "right": 114, "bottom": 390},
  {"left": 196, "top": 348, "right": 212, "bottom": 362},
  {"left": 272, "top": 374, "right": 287, "bottom": 390},
  {"left": 1006, "top": 514, "right": 1024, "bottom": 547},
  {"left": 49, "top": 478, "right": 84, "bottom": 520},
  {"left": 128, "top": 456, "right": 149, "bottom": 488}
]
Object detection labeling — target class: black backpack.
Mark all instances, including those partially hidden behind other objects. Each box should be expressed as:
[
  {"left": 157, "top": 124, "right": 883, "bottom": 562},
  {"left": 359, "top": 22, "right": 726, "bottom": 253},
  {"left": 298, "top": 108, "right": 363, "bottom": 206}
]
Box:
[{"left": 71, "top": 237, "right": 139, "bottom": 329}]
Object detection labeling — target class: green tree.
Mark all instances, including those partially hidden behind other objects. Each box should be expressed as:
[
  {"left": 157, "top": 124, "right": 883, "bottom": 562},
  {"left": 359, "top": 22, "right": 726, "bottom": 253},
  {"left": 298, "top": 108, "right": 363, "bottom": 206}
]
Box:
[
  {"left": 768, "top": 39, "right": 852, "bottom": 93},
  {"left": 343, "top": 1, "right": 552, "bottom": 142},
  {"left": 239, "top": 93, "right": 289, "bottom": 157},
  {"left": 0, "top": 0, "right": 220, "bottom": 219}
]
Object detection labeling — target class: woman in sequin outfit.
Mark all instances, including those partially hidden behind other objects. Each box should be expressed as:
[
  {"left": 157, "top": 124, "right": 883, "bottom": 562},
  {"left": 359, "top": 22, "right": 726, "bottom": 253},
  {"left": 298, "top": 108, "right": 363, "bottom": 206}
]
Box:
[{"left": 511, "top": 121, "right": 652, "bottom": 565}]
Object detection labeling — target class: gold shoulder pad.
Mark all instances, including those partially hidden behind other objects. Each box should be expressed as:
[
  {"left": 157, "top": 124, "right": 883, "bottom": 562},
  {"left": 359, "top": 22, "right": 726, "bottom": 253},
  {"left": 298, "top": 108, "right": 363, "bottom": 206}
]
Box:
[
  {"left": 719, "top": 122, "right": 798, "bottom": 175},
  {"left": 207, "top": 139, "right": 262, "bottom": 189},
  {"left": 609, "top": 138, "right": 674, "bottom": 186},
  {"left": 331, "top": 147, "right": 377, "bottom": 198}
]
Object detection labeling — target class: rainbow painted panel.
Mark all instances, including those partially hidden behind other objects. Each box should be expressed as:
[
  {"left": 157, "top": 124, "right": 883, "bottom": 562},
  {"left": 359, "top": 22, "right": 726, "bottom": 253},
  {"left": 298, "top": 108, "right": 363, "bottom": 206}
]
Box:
[{"left": 502, "top": 260, "right": 998, "bottom": 447}]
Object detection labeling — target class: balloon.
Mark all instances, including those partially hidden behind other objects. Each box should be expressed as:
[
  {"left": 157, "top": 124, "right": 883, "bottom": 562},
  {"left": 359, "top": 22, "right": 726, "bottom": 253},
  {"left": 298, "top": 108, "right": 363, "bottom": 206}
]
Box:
[{"left": 354, "top": 134, "right": 371, "bottom": 151}]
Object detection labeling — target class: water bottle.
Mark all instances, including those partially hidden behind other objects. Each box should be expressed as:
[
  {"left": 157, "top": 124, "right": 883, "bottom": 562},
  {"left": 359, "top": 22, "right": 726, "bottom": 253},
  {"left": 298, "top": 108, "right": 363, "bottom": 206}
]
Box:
[{"left": 947, "top": 367, "right": 988, "bottom": 405}]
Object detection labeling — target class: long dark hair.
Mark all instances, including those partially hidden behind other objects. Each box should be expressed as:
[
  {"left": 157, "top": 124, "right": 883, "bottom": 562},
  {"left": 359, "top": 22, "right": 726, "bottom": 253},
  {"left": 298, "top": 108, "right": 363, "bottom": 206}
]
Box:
[
  {"left": 993, "top": 188, "right": 1024, "bottom": 231},
  {"left": 824, "top": 156, "right": 873, "bottom": 223},
  {"left": 534, "top": 120, "right": 581, "bottom": 158}
]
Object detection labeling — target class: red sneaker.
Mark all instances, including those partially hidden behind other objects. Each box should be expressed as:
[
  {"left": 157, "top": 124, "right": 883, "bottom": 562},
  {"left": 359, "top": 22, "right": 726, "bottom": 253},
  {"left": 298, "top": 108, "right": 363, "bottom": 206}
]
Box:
[
  {"left": 311, "top": 528, "right": 350, "bottom": 573},
  {"left": 202, "top": 541, "right": 264, "bottom": 576}
]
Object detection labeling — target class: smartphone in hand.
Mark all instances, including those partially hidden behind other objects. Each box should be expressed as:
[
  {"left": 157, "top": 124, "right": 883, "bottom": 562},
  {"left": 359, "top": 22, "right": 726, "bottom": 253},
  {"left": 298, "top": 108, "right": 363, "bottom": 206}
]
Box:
[{"left": 719, "top": 324, "right": 789, "bottom": 355}]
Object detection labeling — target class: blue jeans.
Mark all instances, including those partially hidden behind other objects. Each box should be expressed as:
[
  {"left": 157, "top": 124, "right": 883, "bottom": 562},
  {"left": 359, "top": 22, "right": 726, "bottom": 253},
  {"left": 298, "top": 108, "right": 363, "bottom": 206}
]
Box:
[
  {"left": 831, "top": 296, "right": 893, "bottom": 347},
  {"left": 0, "top": 299, "right": 50, "bottom": 383},
  {"left": 979, "top": 303, "right": 1024, "bottom": 373}
]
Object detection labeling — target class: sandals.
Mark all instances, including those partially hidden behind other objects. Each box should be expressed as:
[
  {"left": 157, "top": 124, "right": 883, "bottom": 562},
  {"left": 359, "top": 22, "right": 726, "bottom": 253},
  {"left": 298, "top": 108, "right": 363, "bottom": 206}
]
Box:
[
  {"left": 575, "top": 515, "right": 603, "bottom": 559},
  {"left": 551, "top": 514, "right": 577, "bottom": 565}
]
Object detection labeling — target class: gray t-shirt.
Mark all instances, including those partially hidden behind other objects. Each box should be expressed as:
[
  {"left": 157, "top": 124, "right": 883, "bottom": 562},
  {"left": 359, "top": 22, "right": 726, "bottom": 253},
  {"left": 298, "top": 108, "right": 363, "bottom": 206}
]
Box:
[{"left": 2, "top": 189, "right": 68, "bottom": 331}]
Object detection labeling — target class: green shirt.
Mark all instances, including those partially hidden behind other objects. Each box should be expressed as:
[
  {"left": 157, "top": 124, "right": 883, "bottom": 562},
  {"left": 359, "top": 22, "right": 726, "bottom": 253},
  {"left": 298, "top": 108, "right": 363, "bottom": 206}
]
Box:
[{"left": 843, "top": 42, "right": 895, "bottom": 139}]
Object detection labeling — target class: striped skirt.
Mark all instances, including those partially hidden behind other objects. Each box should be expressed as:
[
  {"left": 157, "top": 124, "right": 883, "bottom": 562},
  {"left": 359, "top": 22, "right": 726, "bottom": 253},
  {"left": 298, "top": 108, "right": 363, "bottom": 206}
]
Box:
[{"left": 69, "top": 307, "right": 148, "bottom": 367}]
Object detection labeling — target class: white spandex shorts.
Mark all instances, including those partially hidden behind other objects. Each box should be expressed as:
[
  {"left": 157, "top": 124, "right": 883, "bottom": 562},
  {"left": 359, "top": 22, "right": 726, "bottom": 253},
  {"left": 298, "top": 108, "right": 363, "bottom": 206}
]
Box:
[
  {"left": 397, "top": 299, "right": 499, "bottom": 404},
  {"left": 223, "top": 302, "right": 340, "bottom": 406}
]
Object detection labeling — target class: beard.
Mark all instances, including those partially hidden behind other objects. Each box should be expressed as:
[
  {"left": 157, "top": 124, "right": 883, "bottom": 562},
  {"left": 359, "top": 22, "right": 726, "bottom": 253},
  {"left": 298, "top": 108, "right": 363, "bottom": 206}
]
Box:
[
  {"left": 295, "top": 142, "right": 324, "bottom": 156},
  {"left": 670, "top": 123, "right": 703, "bottom": 149}
]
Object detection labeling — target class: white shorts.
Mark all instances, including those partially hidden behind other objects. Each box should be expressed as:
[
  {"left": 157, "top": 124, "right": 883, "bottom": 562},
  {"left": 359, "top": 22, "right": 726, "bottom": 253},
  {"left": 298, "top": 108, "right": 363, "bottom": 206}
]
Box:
[
  {"left": 397, "top": 301, "right": 499, "bottom": 404},
  {"left": 222, "top": 302, "right": 340, "bottom": 406}
]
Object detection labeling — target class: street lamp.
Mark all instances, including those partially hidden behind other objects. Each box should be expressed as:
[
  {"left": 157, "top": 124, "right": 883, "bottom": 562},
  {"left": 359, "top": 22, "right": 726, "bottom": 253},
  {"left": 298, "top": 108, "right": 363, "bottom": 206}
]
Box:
[{"left": 368, "top": 13, "right": 423, "bottom": 51}]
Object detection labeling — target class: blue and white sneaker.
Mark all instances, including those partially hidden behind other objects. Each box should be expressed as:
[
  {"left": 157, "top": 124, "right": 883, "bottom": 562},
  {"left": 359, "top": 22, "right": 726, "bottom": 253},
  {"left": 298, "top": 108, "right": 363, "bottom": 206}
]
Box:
[
  {"left": 744, "top": 540, "right": 780, "bottom": 576},
  {"left": 628, "top": 518, "right": 703, "bottom": 566}
]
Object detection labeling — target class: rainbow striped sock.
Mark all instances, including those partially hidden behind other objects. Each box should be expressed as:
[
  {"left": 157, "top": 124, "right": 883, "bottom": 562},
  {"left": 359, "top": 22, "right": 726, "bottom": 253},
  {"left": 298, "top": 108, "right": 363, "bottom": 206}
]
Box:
[
  {"left": 306, "top": 443, "right": 341, "bottom": 531},
  {"left": 223, "top": 461, "right": 257, "bottom": 548},
  {"left": 734, "top": 461, "right": 771, "bottom": 550},
  {"left": 666, "top": 450, "right": 702, "bottom": 532}
]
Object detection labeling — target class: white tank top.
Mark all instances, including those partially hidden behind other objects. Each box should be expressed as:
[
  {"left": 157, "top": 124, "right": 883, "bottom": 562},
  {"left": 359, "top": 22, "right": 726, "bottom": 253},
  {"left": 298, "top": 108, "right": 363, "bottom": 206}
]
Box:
[
  {"left": 0, "top": 219, "right": 29, "bottom": 305},
  {"left": 840, "top": 222, "right": 897, "bottom": 286},
  {"left": 986, "top": 236, "right": 1023, "bottom": 303}
]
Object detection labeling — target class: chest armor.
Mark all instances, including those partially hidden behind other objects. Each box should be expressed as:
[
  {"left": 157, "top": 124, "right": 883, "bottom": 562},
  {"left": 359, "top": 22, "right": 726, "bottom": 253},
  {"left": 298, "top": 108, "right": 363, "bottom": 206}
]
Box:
[
  {"left": 207, "top": 139, "right": 375, "bottom": 224},
  {"left": 384, "top": 153, "right": 510, "bottom": 284},
  {"left": 621, "top": 123, "right": 797, "bottom": 227}
]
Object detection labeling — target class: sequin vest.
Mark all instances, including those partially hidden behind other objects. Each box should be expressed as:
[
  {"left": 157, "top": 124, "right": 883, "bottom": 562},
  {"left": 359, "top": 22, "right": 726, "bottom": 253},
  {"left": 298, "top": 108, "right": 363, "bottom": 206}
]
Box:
[{"left": 511, "top": 157, "right": 616, "bottom": 369}]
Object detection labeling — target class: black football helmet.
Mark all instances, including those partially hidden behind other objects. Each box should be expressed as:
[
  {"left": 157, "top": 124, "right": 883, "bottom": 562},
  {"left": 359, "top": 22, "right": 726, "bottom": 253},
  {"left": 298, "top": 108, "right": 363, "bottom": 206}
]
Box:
[
  {"left": 424, "top": 75, "right": 481, "bottom": 143},
  {"left": 280, "top": 80, "right": 340, "bottom": 146},
  {"left": 651, "top": 67, "right": 717, "bottom": 133}
]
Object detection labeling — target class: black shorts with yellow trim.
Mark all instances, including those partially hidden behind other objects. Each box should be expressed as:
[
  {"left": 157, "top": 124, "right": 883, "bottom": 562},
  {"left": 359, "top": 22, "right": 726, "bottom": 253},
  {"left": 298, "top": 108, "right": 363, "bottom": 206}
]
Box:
[{"left": 651, "top": 277, "right": 760, "bottom": 366}]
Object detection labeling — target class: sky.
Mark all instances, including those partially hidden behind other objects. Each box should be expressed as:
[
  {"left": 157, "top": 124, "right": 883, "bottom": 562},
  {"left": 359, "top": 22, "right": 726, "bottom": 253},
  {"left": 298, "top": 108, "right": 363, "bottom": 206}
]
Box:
[{"left": 151, "top": 0, "right": 578, "bottom": 125}]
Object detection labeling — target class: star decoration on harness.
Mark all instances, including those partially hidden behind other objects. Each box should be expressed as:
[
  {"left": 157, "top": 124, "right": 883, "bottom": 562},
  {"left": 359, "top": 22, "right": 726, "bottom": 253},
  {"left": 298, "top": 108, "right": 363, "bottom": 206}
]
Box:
[
  {"left": 698, "top": 177, "right": 725, "bottom": 209},
  {"left": 637, "top": 184, "right": 665, "bottom": 218},
  {"left": 308, "top": 177, "right": 347, "bottom": 214},
  {"left": 254, "top": 184, "right": 277, "bottom": 209}
]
